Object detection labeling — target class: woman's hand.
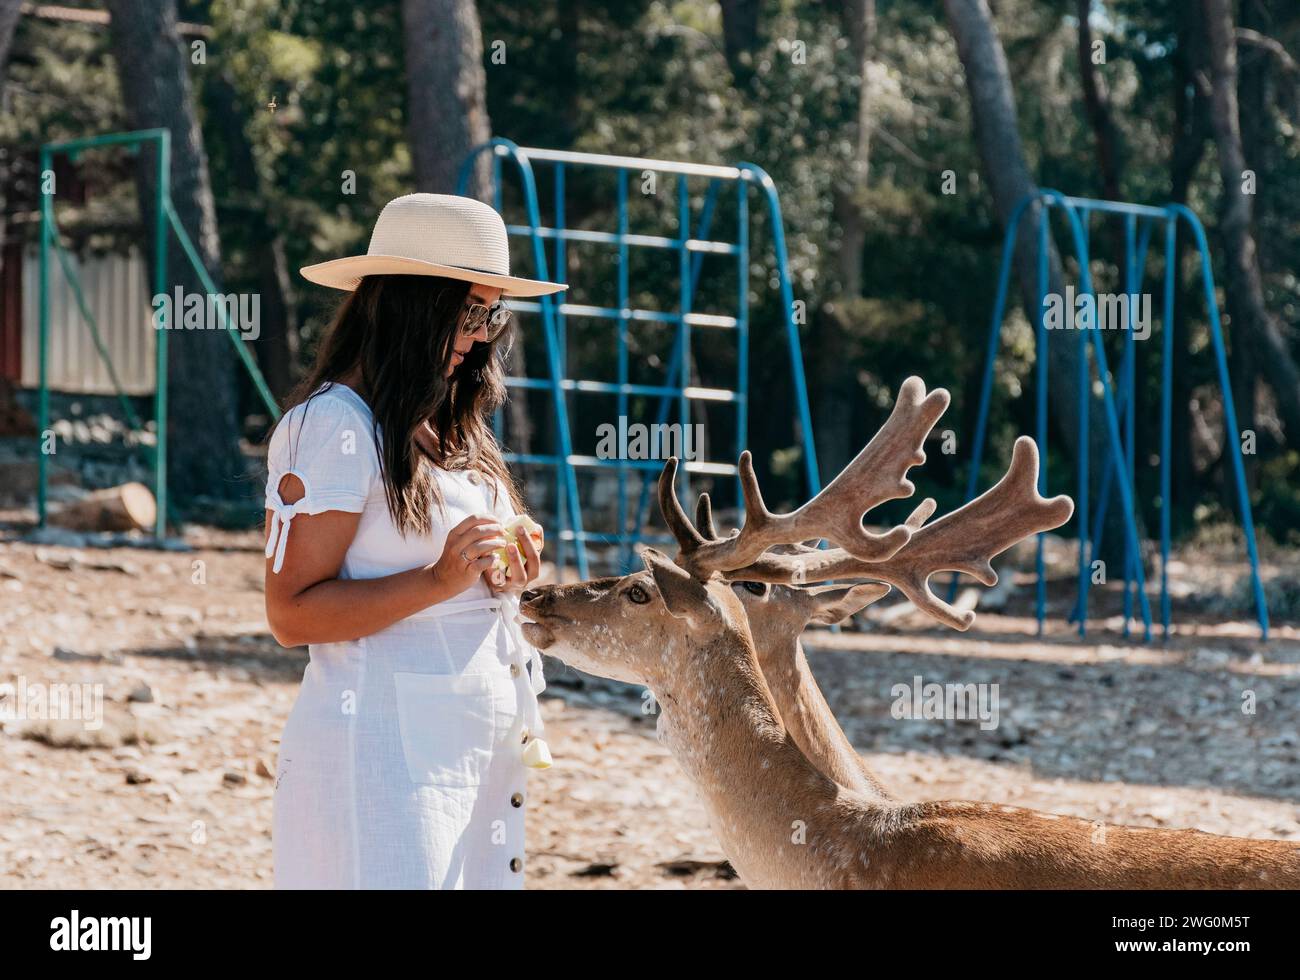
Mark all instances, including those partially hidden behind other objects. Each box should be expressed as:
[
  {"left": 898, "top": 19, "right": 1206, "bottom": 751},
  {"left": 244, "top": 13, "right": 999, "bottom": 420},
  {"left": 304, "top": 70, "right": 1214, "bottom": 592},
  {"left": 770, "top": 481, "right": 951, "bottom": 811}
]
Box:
[
  {"left": 431, "top": 515, "right": 507, "bottom": 598},
  {"left": 484, "top": 520, "right": 543, "bottom": 597}
]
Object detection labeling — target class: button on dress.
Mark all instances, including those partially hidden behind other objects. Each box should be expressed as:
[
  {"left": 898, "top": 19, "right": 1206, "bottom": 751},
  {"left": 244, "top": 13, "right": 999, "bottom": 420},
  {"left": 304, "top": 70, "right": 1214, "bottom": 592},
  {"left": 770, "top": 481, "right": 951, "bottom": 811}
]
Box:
[{"left": 265, "top": 383, "right": 548, "bottom": 889}]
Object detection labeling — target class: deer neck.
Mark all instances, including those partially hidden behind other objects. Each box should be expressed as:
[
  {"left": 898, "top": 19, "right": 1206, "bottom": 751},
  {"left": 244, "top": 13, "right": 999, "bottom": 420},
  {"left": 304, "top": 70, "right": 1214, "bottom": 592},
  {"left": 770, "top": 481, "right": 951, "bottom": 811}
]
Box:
[
  {"left": 650, "top": 628, "right": 868, "bottom": 888},
  {"left": 755, "top": 633, "right": 892, "bottom": 801}
]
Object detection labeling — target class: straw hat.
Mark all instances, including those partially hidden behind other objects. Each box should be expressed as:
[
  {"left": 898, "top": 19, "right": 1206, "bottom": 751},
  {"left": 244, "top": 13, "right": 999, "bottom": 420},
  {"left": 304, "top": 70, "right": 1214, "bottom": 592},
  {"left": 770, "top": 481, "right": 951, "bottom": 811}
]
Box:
[{"left": 299, "top": 193, "right": 568, "bottom": 297}]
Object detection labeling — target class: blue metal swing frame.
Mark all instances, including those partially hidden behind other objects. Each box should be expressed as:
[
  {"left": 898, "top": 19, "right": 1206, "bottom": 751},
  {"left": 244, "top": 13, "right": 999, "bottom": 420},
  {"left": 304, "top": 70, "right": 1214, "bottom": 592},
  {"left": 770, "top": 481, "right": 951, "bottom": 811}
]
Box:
[
  {"left": 455, "top": 140, "right": 822, "bottom": 579},
  {"left": 955, "top": 190, "right": 1269, "bottom": 641}
]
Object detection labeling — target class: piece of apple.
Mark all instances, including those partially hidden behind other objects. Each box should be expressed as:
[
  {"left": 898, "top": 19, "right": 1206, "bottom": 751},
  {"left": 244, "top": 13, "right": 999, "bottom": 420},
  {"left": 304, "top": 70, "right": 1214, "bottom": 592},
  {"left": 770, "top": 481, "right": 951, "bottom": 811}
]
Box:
[
  {"left": 522, "top": 736, "right": 552, "bottom": 769},
  {"left": 492, "top": 513, "right": 545, "bottom": 576}
]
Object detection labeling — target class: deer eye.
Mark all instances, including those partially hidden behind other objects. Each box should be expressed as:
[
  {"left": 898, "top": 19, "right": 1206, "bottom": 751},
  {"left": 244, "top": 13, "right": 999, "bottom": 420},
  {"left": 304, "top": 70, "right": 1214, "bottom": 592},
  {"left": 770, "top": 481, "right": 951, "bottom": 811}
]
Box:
[
  {"left": 628, "top": 585, "right": 650, "bottom": 604},
  {"left": 733, "top": 581, "right": 768, "bottom": 598}
]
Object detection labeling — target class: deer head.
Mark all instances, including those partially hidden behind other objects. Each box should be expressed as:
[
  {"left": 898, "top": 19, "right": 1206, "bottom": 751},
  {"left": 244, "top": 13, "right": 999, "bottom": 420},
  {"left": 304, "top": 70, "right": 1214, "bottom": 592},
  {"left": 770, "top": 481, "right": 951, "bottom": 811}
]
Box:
[{"left": 519, "top": 548, "right": 752, "bottom": 692}]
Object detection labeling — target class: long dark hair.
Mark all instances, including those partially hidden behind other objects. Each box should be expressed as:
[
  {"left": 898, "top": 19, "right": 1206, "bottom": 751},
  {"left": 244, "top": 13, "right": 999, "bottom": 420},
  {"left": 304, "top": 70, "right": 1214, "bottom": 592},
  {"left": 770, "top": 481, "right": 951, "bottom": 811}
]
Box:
[{"left": 282, "top": 274, "right": 526, "bottom": 535}]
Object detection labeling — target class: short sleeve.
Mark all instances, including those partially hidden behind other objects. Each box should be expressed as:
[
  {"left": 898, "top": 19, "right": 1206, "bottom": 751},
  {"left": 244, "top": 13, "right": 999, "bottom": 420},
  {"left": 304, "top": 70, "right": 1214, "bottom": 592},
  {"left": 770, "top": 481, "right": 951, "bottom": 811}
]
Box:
[{"left": 263, "top": 393, "right": 380, "bottom": 573}]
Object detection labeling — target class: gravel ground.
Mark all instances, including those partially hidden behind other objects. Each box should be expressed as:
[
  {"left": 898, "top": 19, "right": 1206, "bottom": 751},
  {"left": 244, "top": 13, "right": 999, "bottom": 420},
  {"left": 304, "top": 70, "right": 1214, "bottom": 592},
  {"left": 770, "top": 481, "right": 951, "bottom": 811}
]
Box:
[{"left": 1, "top": 522, "right": 1296, "bottom": 889}]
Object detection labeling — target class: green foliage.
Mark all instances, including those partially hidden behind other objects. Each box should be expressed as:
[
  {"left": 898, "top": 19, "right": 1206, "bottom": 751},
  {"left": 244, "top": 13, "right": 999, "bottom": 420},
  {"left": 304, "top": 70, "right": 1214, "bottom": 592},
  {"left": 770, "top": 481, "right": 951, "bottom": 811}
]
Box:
[
  {"left": 1, "top": 5, "right": 129, "bottom": 249},
  {"left": 7, "top": 0, "right": 1300, "bottom": 542},
  {"left": 1255, "top": 450, "right": 1300, "bottom": 547},
  {"left": 200, "top": 0, "right": 411, "bottom": 354}
]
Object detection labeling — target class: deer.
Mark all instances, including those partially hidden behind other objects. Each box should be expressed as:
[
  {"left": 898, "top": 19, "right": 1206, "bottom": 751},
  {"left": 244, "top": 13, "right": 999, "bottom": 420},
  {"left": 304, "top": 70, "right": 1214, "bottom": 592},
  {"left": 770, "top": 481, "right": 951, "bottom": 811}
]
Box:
[{"left": 520, "top": 377, "right": 1300, "bottom": 889}]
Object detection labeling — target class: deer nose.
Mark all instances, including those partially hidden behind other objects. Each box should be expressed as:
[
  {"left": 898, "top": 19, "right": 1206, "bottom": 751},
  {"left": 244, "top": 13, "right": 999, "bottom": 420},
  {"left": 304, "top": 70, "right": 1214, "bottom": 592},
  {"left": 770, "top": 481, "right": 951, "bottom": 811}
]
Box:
[{"left": 520, "top": 587, "right": 544, "bottom": 604}]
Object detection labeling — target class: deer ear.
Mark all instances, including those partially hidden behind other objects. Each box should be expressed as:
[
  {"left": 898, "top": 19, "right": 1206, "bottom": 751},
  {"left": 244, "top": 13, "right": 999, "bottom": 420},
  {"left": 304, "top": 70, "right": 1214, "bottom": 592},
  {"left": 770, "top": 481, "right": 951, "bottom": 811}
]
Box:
[
  {"left": 641, "top": 548, "right": 720, "bottom": 628},
  {"left": 805, "top": 582, "right": 891, "bottom": 625}
]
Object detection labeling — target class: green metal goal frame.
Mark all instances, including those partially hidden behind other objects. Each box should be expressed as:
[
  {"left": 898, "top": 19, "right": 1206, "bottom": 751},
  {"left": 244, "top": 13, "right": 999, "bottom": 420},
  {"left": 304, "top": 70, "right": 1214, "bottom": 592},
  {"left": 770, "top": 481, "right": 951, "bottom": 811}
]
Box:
[{"left": 36, "top": 128, "right": 281, "bottom": 536}]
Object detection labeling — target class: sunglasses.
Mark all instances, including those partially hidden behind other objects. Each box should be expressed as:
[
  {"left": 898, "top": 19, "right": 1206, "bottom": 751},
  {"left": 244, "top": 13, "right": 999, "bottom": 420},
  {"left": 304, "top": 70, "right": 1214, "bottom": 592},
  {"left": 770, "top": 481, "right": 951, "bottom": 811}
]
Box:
[{"left": 459, "top": 296, "right": 512, "bottom": 342}]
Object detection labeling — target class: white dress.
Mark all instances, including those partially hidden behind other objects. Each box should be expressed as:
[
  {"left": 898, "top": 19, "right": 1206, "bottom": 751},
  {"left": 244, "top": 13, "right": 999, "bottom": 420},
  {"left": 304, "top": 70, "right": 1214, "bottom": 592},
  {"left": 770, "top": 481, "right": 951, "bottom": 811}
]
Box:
[{"left": 264, "top": 382, "right": 548, "bottom": 889}]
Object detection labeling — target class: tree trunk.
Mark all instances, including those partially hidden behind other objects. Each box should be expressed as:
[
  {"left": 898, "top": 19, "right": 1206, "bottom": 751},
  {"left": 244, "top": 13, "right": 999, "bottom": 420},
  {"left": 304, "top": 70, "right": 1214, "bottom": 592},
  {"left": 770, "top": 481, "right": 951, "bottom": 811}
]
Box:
[
  {"left": 205, "top": 73, "right": 297, "bottom": 400},
  {"left": 713, "top": 0, "right": 778, "bottom": 496},
  {"left": 1074, "top": 0, "right": 1128, "bottom": 308},
  {"left": 0, "top": 0, "right": 19, "bottom": 95},
  {"left": 1201, "top": 0, "right": 1300, "bottom": 445},
  {"left": 105, "top": 0, "right": 245, "bottom": 505},
  {"left": 808, "top": 302, "right": 856, "bottom": 482},
  {"left": 832, "top": 0, "right": 875, "bottom": 299},
  {"left": 1075, "top": 0, "right": 1122, "bottom": 203},
  {"left": 1167, "top": 0, "right": 1212, "bottom": 534},
  {"left": 943, "top": 1, "right": 1090, "bottom": 465},
  {"left": 718, "top": 0, "right": 763, "bottom": 84},
  {"left": 401, "top": 0, "right": 493, "bottom": 201},
  {"left": 1231, "top": 0, "right": 1272, "bottom": 487},
  {"left": 813, "top": 0, "right": 876, "bottom": 480},
  {"left": 946, "top": 0, "right": 1144, "bottom": 570},
  {"left": 555, "top": 0, "right": 580, "bottom": 148},
  {"left": 0, "top": 0, "right": 22, "bottom": 282}
]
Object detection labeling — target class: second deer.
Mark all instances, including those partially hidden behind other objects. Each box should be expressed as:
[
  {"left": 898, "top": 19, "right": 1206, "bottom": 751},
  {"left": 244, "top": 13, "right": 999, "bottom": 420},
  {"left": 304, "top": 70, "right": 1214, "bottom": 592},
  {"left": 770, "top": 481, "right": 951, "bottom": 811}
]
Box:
[{"left": 683, "top": 491, "right": 891, "bottom": 796}]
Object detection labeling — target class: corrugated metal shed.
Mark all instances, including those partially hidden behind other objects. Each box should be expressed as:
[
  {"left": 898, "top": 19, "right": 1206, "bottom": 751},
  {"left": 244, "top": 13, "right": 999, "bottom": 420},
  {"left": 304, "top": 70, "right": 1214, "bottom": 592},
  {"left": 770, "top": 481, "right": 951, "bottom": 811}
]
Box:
[{"left": 19, "top": 247, "right": 156, "bottom": 396}]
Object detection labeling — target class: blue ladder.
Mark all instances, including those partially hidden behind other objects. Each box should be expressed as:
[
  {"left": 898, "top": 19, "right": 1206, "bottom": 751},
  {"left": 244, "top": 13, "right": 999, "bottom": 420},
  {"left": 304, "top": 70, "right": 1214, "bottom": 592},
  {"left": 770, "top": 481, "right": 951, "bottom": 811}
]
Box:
[
  {"left": 954, "top": 191, "right": 1268, "bottom": 641},
  {"left": 456, "top": 140, "right": 821, "bottom": 579}
]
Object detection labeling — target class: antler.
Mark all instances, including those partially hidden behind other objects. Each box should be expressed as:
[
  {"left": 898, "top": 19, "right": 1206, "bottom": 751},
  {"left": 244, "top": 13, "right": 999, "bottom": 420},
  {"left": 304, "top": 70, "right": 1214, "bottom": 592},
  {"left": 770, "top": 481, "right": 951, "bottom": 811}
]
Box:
[
  {"left": 665, "top": 436, "right": 1073, "bottom": 631},
  {"left": 715, "top": 438, "right": 1073, "bottom": 629},
  {"left": 659, "top": 376, "right": 951, "bottom": 575}
]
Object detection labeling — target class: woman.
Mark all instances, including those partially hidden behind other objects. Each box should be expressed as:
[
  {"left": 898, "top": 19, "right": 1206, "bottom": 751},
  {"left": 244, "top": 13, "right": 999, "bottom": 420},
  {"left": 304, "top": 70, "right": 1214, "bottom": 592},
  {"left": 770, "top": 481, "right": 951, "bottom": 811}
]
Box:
[{"left": 263, "top": 193, "right": 568, "bottom": 889}]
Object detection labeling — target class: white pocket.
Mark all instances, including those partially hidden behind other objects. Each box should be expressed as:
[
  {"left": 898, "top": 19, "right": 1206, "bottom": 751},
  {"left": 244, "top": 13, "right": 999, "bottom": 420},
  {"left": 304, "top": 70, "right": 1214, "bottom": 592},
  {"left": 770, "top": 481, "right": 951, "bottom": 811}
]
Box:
[{"left": 392, "top": 672, "right": 496, "bottom": 787}]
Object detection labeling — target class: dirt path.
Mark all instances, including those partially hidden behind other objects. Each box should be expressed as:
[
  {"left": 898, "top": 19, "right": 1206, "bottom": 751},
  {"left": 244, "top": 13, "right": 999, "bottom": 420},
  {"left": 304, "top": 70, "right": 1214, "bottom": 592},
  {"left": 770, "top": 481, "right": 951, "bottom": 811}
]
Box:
[{"left": 1, "top": 528, "right": 1296, "bottom": 889}]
